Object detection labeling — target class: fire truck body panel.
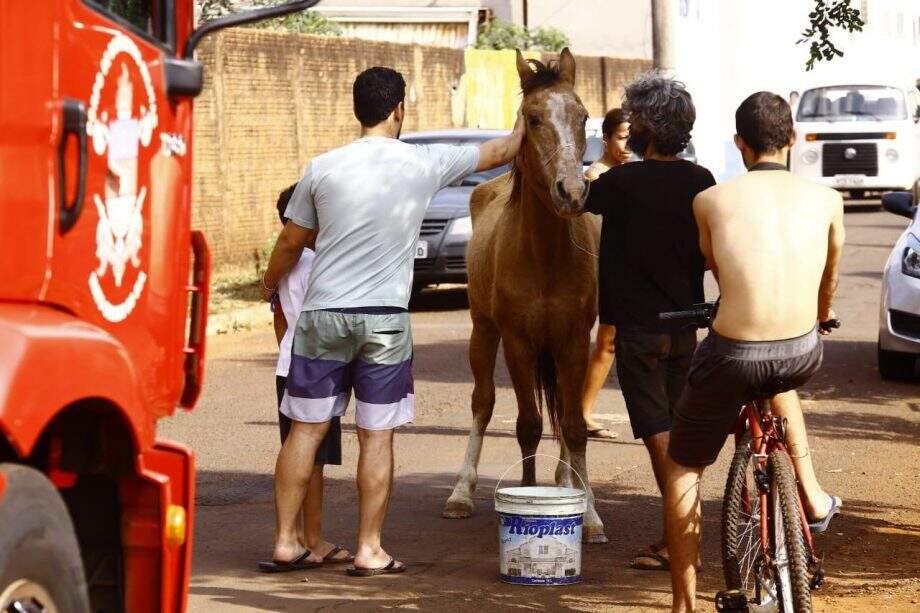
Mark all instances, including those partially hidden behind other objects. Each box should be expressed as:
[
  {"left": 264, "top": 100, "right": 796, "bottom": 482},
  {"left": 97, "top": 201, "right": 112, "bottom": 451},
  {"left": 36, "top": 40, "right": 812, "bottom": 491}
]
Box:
[{"left": 0, "top": 1, "right": 201, "bottom": 611}]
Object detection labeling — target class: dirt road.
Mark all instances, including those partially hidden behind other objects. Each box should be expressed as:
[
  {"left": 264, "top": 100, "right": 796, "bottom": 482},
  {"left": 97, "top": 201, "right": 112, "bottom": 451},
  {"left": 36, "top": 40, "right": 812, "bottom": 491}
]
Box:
[{"left": 161, "top": 210, "right": 920, "bottom": 611}]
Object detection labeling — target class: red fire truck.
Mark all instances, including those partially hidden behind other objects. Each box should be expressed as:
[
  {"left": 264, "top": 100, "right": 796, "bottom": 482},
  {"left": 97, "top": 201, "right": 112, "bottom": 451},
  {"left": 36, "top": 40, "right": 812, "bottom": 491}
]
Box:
[{"left": 0, "top": 1, "right": 317, "bottom": 611}]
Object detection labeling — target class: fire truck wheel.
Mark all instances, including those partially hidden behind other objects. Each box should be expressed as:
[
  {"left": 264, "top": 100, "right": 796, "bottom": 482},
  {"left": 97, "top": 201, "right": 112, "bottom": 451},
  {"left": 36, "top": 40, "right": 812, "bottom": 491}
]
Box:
[{"left": 0, "top": 463, "right": 90, "bottom": 613}]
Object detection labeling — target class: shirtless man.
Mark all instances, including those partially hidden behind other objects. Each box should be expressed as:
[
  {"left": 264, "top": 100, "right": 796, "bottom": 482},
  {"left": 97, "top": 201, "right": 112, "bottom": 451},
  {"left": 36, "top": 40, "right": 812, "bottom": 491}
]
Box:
[{"left": 662, "top": 91, "right": 845, "bottom": 612}]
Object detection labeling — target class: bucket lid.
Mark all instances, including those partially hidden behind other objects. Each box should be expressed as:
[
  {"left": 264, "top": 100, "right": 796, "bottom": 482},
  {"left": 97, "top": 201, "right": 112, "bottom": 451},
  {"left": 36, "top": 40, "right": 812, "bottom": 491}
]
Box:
[{"left": 495, "top": 486, "right": 585, "bottom": 506}]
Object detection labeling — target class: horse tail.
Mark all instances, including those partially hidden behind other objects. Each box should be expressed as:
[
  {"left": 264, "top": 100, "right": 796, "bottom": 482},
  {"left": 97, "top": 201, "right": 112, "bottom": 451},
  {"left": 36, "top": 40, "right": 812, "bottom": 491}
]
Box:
[{"left": 534, "top": 351, "right": 561, "bottom": 439}]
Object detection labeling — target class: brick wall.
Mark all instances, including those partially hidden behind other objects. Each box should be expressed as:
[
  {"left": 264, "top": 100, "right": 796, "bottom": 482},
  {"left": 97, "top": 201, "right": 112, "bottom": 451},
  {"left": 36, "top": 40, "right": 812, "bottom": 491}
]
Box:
[{"left": 192, "top": 29, "right": 650, "bottom": 268}]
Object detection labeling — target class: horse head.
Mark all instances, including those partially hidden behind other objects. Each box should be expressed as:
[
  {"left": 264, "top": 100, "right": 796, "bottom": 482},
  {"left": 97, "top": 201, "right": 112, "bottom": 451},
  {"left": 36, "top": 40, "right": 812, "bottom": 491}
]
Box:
[{"left": 515, "top": 48, "right": 589, "bottom": 217}]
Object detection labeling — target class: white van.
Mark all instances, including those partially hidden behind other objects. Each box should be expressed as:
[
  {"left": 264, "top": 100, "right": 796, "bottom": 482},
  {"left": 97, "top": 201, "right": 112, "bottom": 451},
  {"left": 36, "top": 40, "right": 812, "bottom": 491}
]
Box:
[{"left": 791, "top": 83, "right": 920, "bottom": 201}]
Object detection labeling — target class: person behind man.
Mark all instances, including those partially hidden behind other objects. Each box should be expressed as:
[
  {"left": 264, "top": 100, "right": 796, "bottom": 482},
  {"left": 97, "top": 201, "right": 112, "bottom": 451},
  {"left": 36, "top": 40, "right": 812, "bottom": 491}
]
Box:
[
  {"left": 581, "top": 107, "right": 631, "bottom": 440},
  {"left": 584, "top": 74, "right": 715, "bottom": 571},
  {"left": 257, "top": 185, "right": 352, "bottom": 572},
  {"left": 664, "top": 91, "right": 844, "bottom": 612},
  {"left": 259, "top": 66, "right": 524, "bottom": 575}
]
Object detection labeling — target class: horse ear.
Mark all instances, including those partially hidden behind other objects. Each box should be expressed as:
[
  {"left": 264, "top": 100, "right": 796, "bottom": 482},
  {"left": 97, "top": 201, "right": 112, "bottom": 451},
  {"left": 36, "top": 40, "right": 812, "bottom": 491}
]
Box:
[
  {"left": 516, "top": 49, "right": 533, "bottom": 86},
  {"left": 559, "top": 47, "right": 576, "bottom": 85}
]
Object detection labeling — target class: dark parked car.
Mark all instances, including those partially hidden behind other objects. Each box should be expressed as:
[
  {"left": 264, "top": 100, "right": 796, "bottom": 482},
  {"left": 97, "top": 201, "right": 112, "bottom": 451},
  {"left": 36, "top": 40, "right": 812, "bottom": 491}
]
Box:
[{"left": 403, "top": 129, "right": 605, "bottom": 292}]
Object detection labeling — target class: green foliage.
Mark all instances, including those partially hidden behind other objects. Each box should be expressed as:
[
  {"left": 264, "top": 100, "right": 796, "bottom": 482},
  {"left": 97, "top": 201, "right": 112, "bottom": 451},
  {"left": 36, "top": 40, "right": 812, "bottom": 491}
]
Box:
[
  {"left": 528, "top": 26, "right": 570, "bottom": 53},
  {"left": 799, "top": 0, "right": 864, "bottom": 70},
  {"left": 197, "top": 1, "right": 342, "bottom": 36},
  {"left": 248, "top": 1, "right": 343, "bottom": 36},
  {"left": 475, "top": 20, "right": 570, "bottom": 52},
  {"left": 198, "top": 0, "right": 235, "bottom": 22}
]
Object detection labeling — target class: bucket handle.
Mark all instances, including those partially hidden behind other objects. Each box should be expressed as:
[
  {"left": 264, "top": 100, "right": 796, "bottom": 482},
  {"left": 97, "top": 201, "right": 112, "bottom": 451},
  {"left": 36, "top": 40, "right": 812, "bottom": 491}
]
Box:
[{"left": 493, "top": 453, "right": 588, "bottom": 501}]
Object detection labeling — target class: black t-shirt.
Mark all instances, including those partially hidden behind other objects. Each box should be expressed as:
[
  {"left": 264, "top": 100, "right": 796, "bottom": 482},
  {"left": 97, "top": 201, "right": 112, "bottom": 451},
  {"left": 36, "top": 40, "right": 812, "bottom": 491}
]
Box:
[{"left": 585, "top": 159, "right": 716, "bottom": 332}]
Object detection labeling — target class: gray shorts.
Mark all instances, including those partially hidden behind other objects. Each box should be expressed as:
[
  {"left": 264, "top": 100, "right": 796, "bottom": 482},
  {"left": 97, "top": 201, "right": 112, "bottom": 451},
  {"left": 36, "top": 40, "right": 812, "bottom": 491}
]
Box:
[{"left": 669, "top": 326, "right": 823, "bottom": 467}]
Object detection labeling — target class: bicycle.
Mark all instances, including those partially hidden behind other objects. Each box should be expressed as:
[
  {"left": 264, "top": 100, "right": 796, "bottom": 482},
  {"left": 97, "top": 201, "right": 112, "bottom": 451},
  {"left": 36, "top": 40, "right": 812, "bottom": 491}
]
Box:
[{"left": 659, "top": 303, "right": 839, "bottom": 613}]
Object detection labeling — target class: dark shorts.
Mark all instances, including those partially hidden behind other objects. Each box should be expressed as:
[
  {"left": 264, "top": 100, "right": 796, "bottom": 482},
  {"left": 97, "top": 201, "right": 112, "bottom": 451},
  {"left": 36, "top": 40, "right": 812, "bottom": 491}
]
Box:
[
  {"left": 276, "top": 375, "right": 342, "bottom": 466},
  {"left": 669, "top": 326, "right": 823, "bottom": 467},
  {"left": 614, "top": 327, "right": 698, "bottom": 439}
]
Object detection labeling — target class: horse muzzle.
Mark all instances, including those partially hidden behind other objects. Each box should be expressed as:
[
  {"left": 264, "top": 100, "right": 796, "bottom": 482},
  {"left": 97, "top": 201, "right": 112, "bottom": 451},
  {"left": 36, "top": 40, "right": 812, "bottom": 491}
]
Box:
[{"left": 552, "top": 177, "right": 589, "bottom": 217}]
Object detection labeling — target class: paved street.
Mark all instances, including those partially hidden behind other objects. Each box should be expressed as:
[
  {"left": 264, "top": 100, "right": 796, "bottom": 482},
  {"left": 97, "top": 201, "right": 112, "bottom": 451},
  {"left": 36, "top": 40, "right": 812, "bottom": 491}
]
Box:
[{"left": 161, "top": 209, "right": 920, "bottom": 612}]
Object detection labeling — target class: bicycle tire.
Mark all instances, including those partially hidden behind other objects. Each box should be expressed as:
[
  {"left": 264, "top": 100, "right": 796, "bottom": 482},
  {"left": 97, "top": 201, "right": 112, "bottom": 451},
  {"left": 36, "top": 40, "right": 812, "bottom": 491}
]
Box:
[
  {"left": 721, "top": 434, "right": 762, "bottom": 596},
  {"left": 768, "top": 450, "right": 812, "bottom": 612}
]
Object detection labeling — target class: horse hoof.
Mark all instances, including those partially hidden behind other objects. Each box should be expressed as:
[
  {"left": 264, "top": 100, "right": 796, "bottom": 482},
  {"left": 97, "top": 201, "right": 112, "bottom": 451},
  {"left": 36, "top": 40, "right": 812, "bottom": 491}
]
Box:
[
  {"left": 442, "top": 498, "right": 474, "bottom": 519},
  {"left": 583, "top": 527, "right": 608, "bottom": 544}
]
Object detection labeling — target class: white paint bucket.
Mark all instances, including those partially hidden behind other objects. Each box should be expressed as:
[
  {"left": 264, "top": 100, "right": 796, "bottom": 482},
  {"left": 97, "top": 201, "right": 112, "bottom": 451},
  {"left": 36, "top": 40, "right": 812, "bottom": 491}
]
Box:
[{"left": 494, "top": 457, "right": 587, "bottom": 586}]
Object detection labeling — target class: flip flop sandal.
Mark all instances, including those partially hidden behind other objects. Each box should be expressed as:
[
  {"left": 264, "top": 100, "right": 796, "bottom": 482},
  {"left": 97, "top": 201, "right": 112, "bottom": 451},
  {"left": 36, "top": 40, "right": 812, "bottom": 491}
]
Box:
[
  {"left": 629, "top": 549, "right": 670, "bottom": 571},
  {"left": 322, "top": 545, "right": 355, "bottom": 564},
  {"left": 346, "top": 557, "right": 407, "bottom": 577},
  {"left": 257, "top": 550, "right": 321, "bottom": 573},
  {"left": 588, "top": 428, "right": 618, "bottom": 439},
  {"left": 809, "top": 495, "right": 842, "bottom": 534}
]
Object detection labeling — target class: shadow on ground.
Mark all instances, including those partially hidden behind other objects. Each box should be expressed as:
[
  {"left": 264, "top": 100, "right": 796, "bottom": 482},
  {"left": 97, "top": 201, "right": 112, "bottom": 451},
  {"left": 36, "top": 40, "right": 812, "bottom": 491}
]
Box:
[{"left": 190, "top": 464, "right": 919, "bottom": 611}]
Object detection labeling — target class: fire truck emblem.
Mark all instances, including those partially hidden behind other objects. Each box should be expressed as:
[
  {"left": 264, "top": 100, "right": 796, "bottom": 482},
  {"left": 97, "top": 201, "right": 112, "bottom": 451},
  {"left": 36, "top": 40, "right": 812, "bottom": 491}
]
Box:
[{"left": 85, "top": 35, "right": 158, "bottom": 322}]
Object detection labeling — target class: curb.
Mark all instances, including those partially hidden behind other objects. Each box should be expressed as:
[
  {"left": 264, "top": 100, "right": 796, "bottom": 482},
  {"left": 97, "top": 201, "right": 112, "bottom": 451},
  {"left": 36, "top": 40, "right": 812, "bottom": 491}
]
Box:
[{"left": 207, "top": 303, "right": 272, "bottom": 336}]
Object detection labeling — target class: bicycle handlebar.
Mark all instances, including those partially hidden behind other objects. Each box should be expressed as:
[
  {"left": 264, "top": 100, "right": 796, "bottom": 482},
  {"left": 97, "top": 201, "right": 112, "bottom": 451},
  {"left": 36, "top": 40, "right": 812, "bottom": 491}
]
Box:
[
  {"left": 658, "top": 303, "right": 716, "bottom": 328},
  {"left": 658, "top": 304, "right": 842, "bottom": 334}
]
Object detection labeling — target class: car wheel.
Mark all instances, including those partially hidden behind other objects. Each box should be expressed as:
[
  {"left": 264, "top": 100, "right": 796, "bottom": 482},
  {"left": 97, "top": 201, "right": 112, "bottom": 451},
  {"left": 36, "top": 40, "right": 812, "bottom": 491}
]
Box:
[
  {"left": 878, "top": 342, "right": 917, "bottom": 380},
  {"left": 0, "top": 464, "right": 90, "bottom": 613}
]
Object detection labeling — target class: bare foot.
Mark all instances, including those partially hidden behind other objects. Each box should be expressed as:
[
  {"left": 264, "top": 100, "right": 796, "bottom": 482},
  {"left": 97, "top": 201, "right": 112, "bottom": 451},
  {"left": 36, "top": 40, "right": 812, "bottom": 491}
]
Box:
[
  {"left": 272, "top": 540, "right": 308, "bottom": 564},
  {"left": 353, "top": 546, "right": 398, "bottom": 570},
  {"left": 804, "top": 490, "right": 836, "bottom": 521},
  {"left": 309, "top": 540, "right": 354, "bottom": 563}
]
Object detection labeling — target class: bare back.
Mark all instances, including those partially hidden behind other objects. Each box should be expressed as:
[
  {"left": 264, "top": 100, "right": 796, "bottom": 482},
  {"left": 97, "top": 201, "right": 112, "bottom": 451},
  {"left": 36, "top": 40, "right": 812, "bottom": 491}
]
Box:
[{"left": 696, "top": 169, "right": 844, "bottom": 341}]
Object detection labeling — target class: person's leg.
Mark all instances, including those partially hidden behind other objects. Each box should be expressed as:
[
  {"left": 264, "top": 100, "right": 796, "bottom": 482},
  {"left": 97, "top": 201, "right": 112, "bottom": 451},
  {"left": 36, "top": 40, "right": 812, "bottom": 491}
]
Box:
[
  {"left": 302, "top": 465, "right": 324, "bottom": 552},
  {"left": 642, "top": 430, "right": 671, "bottom": 555},
  {"left": 353, "top": 427, "right": 401, "bottom": 569},
  {"left": 349, "top": 312, "right": 413, "bottom": 570},
  {"left": 581, "top": 324, "right": 617, "bottom": 432},
  {"left": 301, "top": 417, "right": 351, "bottom": 562},
  {"left": 615, "top": 330, "right": 674, "bottom": 564},
  {"left": 771, "top": 389, "right": 833, "bottom": 518},
  {"left": 663, "top": 456, "right": 704, "bottom": 613},
  {"left": 273, "top": 420, "right": 330, "bottom": 562}
]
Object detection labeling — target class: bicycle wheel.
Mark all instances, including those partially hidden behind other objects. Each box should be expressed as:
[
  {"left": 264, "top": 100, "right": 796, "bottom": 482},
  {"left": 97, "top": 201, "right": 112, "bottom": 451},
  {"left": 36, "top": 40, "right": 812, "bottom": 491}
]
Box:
[
  {"left": 721, "top": 434, "right": 769, "bottom": 603},
  {"left": 768, "top": 450, "right": 812, "bottom": 613}
]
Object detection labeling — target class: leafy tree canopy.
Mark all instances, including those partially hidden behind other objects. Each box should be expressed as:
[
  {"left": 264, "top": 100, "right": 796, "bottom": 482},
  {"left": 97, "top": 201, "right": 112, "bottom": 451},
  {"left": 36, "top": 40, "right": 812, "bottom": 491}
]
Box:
[
  {"left": 799, "top": 0, "right": 864, "bottom": 70},
  {"left": 476, "top": 20, "right": 570, "bottom": 53}
]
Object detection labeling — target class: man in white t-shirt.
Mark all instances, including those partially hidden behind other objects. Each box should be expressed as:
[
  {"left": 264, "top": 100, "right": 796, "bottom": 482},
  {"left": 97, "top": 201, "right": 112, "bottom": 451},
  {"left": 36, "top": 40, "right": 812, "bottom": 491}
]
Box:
[
  {"left": 260, "top": 66, "right": 524, "bottom": 575},
  {"left": 258, "top": 185, "right": 352, "bottom": 572}
]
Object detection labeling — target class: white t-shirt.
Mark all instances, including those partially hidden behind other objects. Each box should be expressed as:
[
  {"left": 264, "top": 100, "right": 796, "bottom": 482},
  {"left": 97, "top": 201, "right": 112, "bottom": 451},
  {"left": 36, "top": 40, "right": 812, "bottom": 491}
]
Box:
[
  {"left": 275, "top": 249, "right": 315, "bottom": 377},
  {"left": 284, "top": 137, "right": 479, "bottom": 310}
]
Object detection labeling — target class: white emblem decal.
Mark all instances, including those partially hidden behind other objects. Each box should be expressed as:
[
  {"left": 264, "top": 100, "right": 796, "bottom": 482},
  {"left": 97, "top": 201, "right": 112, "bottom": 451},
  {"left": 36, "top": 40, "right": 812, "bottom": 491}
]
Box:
[{"left": 86, "top": 35, "right": 157, "bottom": 323}]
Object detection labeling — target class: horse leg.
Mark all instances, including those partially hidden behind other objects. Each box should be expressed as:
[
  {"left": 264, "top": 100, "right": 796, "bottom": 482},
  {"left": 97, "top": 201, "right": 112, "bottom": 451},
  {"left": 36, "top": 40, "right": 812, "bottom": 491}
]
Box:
[
  {"left": 558, "top": 339, "right": 608, "bottom": 544},
  {"left": 502, "top": 335, "right": 542, "bottom": 487},
  {"left": 555, "top": 438, "right": 574, "bottom": 488},
  {"left": 444, "top": 318, "right": 501, "bottom": 519}
]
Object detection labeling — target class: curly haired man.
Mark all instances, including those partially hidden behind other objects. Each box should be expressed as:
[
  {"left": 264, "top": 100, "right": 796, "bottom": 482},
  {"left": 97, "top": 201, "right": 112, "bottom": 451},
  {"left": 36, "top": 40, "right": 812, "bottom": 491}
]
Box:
[{"left": 584, "top": 73, "right": 715, "bottom": 571}]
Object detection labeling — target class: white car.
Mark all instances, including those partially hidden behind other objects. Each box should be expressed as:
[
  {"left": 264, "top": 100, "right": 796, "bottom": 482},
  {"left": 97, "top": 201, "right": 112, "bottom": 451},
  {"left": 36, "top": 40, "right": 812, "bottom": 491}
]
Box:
[
  {"left": 878, "top": 191, "right": 920, "bottom": 379},
  {"left": 791, "top": 83, "right": 920, "bottom": 202}
]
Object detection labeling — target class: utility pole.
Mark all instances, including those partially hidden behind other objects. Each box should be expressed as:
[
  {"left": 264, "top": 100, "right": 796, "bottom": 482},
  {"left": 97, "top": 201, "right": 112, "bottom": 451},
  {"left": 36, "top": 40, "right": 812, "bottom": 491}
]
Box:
[
  {"left": 522, "top": 0, "right": 529, "bottom": 27},
  {"left": 652, "top": 0, "right": 676, "bottom": 74}
]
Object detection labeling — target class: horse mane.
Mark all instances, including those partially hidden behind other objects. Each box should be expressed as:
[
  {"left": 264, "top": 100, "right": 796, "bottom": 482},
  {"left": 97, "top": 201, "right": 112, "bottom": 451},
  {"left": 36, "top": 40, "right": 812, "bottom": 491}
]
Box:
[
  {"left": 520, "top": 58, "right": 565, "bottom": 95},
  {"left": 507, "top": 58, "right": 566, "bottom": 208}
]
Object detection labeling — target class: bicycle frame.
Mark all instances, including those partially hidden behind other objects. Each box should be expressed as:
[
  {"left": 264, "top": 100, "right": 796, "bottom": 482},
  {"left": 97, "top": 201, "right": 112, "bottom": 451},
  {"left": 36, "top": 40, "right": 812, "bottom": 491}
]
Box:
[{"left": 735, "top": 400, "right": 816, "bottom": 566}]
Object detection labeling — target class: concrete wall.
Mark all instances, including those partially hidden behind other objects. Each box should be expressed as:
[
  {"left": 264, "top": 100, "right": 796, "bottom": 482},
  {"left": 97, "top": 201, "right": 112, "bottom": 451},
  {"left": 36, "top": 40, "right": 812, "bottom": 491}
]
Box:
[{"left": 192, "top": 29, "right": 650, "bottom": 268}]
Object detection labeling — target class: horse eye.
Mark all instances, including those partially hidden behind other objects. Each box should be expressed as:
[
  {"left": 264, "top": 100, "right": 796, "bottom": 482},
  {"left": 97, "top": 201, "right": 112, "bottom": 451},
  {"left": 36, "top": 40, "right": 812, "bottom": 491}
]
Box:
[{"left": 528, "top": 115, "right": 542, "bottom": 127}]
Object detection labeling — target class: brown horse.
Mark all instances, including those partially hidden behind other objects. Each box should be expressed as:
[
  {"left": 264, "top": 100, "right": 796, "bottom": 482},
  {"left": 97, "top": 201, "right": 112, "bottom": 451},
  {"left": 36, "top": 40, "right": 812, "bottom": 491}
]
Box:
[{"left": 442, "top": 49, "right": 606, "bottom": 543}]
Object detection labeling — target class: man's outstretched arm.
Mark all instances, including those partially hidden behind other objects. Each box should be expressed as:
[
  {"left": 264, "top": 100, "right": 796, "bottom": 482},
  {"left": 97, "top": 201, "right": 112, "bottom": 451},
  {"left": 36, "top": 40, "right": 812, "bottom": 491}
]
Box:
[
  {"left": 818, "top": 194, "right": 845, "bottom": 322},
  {"left": 260, "top": 222, "right": 317, "bottom": 301},
  {"left": 476, "top": 112, "right": 525, "bottom": 171}
]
